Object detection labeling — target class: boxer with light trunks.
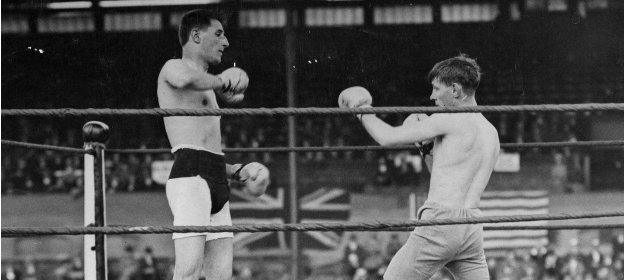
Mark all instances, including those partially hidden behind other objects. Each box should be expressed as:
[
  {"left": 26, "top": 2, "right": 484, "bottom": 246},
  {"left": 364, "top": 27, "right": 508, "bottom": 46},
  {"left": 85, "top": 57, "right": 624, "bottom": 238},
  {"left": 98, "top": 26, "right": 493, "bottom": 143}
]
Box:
[
  {"left": 157, "top": 9, "right": 270, "bottom": 280},
  {"left": 339, "top": 54, "right": 499, "bottom": 280}
]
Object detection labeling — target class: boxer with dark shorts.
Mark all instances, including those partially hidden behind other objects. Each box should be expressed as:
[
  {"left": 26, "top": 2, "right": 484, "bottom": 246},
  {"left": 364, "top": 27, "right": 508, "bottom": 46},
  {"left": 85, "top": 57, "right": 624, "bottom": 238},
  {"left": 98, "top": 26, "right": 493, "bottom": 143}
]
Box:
[{"left": 157, "top": 9, "right": 269, "bottom": 280}]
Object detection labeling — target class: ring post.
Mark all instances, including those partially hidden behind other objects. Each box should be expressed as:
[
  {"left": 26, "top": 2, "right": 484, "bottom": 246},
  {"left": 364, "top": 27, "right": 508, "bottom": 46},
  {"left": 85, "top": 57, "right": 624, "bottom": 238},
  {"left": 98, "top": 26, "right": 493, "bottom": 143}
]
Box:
[{"left": 83, "top": 121, "right": 109, "bottom": 280}]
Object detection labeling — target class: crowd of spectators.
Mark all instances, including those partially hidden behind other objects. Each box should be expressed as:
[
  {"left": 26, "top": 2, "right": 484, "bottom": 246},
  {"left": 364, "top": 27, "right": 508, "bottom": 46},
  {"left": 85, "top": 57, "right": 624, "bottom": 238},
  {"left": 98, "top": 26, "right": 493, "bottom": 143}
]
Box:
[
  {"left": 2, "top": 232, "right": 623, "bottom": 279},
  {"left": 1, "top": 109, "right": 589, "bottom": 194},
  {"left": 338, "top": 232, "right": 624, "bottom": 280},
  {"left": 342, "top": 233, "right": 402, "bottom": 280},
  {"left": 486, "top": 233, "right": 624, "bottom": 280},
  {"left": 1, "top": 245, "right": 160, "bottom": 280}
]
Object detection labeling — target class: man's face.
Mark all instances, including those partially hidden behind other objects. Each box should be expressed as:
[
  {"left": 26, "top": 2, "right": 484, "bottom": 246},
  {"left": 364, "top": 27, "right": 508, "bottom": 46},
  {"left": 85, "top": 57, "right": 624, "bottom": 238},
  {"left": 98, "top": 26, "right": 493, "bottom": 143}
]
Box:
[
  {"left": 430, "top": 78, "right": 455, "bottom": 107},
  {"left": 197, "top": 19, "right": 229, "bottom": 65}
]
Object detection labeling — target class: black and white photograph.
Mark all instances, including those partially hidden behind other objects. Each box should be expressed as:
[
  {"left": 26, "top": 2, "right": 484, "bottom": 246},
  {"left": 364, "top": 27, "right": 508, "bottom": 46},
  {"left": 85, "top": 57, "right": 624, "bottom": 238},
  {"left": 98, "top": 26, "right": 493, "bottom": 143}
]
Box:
[{"left": 1, "top": 0, "right": 623, "bottom": 279}]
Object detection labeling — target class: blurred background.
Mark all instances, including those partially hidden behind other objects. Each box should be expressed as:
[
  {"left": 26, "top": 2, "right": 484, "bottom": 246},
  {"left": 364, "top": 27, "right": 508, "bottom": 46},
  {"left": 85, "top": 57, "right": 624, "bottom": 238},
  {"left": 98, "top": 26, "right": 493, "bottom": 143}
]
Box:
[{"left": 2, "top": 0, "right": 624, "bottom": 279}]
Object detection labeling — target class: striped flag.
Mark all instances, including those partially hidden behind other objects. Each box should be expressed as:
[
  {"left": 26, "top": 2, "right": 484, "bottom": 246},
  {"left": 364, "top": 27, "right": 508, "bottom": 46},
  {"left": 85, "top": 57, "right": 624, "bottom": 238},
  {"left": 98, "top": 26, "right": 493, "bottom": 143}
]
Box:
[{"left": 480, "top": 190, "right": 549, "bottom": 251}]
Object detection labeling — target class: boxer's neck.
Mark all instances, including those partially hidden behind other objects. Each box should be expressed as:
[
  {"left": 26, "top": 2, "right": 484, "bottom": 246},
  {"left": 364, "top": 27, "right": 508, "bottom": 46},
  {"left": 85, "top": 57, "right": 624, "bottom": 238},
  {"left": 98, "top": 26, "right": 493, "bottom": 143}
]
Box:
[
  {"left": 455, "top": 95, "right": 477, "bottom": 107},
  {"left": 182, "top": 50, "right": 210, "bottom": 72}
]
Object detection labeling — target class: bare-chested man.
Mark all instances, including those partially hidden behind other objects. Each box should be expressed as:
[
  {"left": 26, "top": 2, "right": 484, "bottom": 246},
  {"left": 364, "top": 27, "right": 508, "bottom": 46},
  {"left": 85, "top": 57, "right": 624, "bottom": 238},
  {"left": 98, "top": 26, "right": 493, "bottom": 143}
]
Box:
[
  {"left": 339, "top": 54, "right": 499, "bottom": 280},
  {"left": 157, "top": 9, "right": 270, "bottom": 280}
]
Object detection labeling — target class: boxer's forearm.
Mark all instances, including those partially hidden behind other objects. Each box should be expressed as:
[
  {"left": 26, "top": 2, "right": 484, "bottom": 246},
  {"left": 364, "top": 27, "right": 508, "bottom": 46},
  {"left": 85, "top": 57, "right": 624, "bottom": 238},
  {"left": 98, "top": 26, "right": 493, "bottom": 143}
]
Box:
[
  {"left": 360, "top": 114, "right": 397, "bottom": 146},
  {"left": 163, "top": 60, "right": 224, "bottom": 91},
  {"left": 183, "top": 73, "right": 223, "bottom": 91}
]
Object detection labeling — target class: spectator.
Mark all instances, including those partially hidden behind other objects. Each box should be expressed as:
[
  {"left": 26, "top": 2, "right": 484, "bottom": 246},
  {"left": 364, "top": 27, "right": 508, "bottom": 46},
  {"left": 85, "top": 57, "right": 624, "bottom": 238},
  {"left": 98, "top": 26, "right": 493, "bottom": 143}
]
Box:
[
  {"left": 385, "top": 234, "right": 402, "bottom": 264},
  {"left": 54, "top": 257, "right": 84, "bottom": 280},
  {"left": 613, "top": 233, "right": 624, "bottom": 259},
  {"left": 22, "top": 258, "right": 37, "bottom": 280},
  {"left": 139, "top": 154, "right": 155, "bottom": 190},
  {"left": 363, "top": 233, "right": 384, "bottom": 279},
  {"left": 542, "top": 249, "right": 561, "bottom": 280},
  {"left": 2, "top": 265, "right": 21, "bottom": 280},
  {"left": 374, "top": 157, "right": 391, "bottom": 187},
  {"left": 551, "top": 153, "right": 568, "bottom": 193},
  {"left": 343, "top": 234, "right": 366, "bottom": 279},
  {"left": 495, "top": 252, "right": 523, "bottom": 280},
  {"left": 137, "top": 246, "right": 158, "bottom": 280},
  {"left": 127, "top": 155, "right": 141, "bottom": 191},
  {"left": 118, "top": 245, "right": 138, "bottom": 280}
]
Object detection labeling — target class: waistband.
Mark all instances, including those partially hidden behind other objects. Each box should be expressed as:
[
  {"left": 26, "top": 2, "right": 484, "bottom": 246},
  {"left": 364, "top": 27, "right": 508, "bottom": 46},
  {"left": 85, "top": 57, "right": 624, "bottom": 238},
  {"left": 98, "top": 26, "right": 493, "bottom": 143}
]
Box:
[
  {"left": 171, "top": 144, "right": 224, "bottom": 156},
  {"left": 417, "top": 201, "right": 482, "bottom": 220},
  {"left": 420, "top": 201, "right": 479, "bottom": 210}
]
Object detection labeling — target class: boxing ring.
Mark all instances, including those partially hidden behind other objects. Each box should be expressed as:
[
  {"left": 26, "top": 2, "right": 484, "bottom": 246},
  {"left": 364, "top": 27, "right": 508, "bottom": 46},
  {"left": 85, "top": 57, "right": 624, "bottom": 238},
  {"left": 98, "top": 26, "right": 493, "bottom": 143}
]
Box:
[{"left": 2, "top": 103, "right": 624, "bottom": 279}]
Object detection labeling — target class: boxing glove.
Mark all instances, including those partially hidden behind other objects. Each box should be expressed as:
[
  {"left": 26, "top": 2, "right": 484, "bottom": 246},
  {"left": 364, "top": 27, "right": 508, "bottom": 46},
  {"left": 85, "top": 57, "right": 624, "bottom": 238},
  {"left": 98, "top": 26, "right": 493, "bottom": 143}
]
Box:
[
  {"left": 217, "top": 67, "right": 249, "bottom": 103},
  {"left": 233, "top": 162, "right": 270, "bottom": 197}
]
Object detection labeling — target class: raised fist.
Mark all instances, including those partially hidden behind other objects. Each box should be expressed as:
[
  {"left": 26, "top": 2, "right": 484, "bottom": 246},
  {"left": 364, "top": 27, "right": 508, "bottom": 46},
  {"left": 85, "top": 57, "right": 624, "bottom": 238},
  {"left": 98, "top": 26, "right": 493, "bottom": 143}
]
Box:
[
  {"left": 338, "top": 86, "right": 372, "bottom": 109},
  {"left": 217, "top": 67, "right": 249, "bottom": 103}
]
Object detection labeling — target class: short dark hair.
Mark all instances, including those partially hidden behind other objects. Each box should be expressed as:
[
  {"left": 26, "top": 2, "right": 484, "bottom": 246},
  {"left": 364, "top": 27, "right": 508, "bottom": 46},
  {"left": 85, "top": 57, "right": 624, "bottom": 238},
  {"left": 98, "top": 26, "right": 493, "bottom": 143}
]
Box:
[
  {"left": 178, "top": 9, "right": 224, "bottom": 46},
  {"left": 427, "top": 54, "right": 482, "bottom": 93}
]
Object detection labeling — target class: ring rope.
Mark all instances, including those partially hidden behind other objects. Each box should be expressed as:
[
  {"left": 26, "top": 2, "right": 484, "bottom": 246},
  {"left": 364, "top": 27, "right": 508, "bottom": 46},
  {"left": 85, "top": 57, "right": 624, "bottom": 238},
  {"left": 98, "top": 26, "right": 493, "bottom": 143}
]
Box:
[
  {"left": 107, "top": 140, "right": 624, "bottom": 154},
  {"left": 0, "top": 139, "right": 89, "bottom": 154},
  {"left": 4, "top": 224, "right": 623, "bottom": 238},
  {"left": 2, "top": 103, "right": 624, "bottom": 117},
  {"left": 3, "top": 210, "right": 623, "bottom": 236},
  {"left": 4, "top": 139, "right": 623, "bottom": 155},
  {"left": 390, "top": 223, "right": 624, "bottom": 231}
]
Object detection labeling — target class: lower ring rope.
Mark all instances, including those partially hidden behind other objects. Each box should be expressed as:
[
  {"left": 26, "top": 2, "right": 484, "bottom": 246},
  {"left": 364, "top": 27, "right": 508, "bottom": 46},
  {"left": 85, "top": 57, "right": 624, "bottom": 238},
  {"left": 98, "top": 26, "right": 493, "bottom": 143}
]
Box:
[
  {"left": 4, "top": 139, "right": 622, "bottom": 154},
  {"left": 387, "top": 223, "right": 624, "bottom": 232},
  {"left": 3, "top": 210, "right": 623, "bottom": 236},
  {"left": 4, "top": 224, "right": 623, "bottom": 238},
  {"left": 1, "top": 139, "right": 89, "bottom": 154}
]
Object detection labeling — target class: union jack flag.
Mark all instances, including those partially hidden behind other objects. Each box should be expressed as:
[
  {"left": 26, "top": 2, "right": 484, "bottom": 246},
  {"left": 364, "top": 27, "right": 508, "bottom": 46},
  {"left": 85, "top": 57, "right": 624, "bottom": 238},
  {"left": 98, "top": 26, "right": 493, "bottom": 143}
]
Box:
[{"left": 230, "top": 186, "right": 350, "bottom": 254}]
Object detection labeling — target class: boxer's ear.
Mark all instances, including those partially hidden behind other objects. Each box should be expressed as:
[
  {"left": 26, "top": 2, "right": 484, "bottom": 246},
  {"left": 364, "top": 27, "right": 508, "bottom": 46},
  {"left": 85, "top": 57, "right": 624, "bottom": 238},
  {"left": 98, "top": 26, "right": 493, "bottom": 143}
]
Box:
[
  {"left": 191, "top": 29, "right": 201, "bottom": 44},
  {"left": 452, "top": 83, "right": 462, "bottom": 98}
]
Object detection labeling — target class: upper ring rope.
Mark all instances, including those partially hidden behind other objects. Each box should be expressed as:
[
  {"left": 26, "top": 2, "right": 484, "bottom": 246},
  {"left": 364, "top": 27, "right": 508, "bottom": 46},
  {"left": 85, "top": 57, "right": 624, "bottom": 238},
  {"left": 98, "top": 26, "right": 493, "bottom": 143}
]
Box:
[
  {"left": 3, "top": 210, "right": 623, "bottom": 236},
  {"left": 107, "top": 140, "right": 624, "bottom": 154},
  {"left": 4, "top": 139, "right": 623, "bottom": 154},
  {"left": 2, "top": 103, "right": 624, "bottom": 117}
]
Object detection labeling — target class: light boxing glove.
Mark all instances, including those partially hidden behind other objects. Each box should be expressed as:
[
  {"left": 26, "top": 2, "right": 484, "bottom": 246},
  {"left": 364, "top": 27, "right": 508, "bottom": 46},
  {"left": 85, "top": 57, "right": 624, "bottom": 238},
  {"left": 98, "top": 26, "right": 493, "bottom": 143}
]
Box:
[
  {"left": 232, "top": 162, "right": 270, "bottom": 197},
  {"left": 217, "top": 67, "right": 249, "bottom": 103}
]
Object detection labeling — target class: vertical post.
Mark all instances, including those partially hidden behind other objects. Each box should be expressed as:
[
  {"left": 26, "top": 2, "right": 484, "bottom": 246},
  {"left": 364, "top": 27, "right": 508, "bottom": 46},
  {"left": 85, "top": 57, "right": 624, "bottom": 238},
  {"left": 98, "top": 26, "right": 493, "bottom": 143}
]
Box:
[
  {"left": 83, "top": 144, "right": 96, "bottom": 280},
  {"left": 285, "top": 1, "right": 299, "bottom": 279},
  {"left": 583, "top": 154, "right": 591, "bottom": 190},
  {"left": 83, "top": 121, "right": 109, "bottom": 280},
  {"left": 91, "top": 0, "right": 104, "bottom": 32},
  {"left": 409, "top": 193, "right": 417, "bottom": 220}
]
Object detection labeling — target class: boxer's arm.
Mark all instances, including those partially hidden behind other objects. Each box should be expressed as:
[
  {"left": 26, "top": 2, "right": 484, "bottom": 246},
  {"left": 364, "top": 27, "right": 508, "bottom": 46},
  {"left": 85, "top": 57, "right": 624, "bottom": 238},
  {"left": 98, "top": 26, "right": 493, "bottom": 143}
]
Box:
[
  {"left": 360, "top": 114, "right": 449, "bottom": 146},
  {"left": 161, "top": 59, "right": 224, "bottom": 91}
]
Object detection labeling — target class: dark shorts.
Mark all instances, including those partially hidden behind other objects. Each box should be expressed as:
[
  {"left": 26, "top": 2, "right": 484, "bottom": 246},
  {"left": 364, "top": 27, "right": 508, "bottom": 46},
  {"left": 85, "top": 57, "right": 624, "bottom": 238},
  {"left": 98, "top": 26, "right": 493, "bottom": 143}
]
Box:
[
  {"left": 168, "top": 148, "right": 229, "bottom": 214},
  {"left": 166, "top": 147, "right": 233, "bottom": 240}
]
